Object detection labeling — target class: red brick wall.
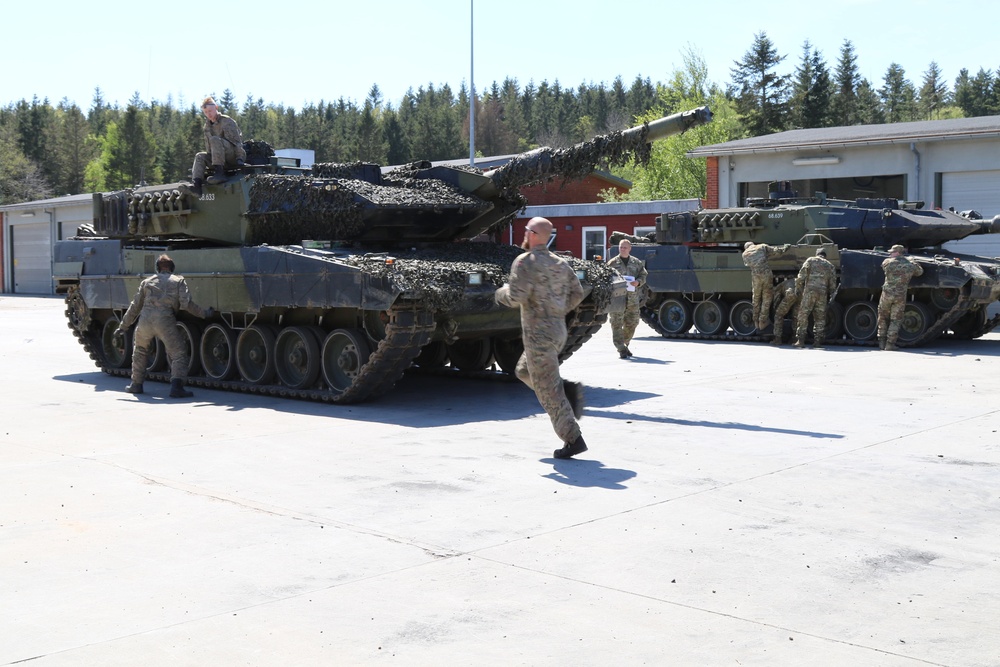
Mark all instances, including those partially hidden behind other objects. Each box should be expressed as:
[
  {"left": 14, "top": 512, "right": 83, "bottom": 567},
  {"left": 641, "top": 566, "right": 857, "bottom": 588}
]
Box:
[
  {"left": 705, "top": 156, "right": 719, "bottom": 209},
  {"left": 521, "top": 175, "right": 627, "bottom": 206}
]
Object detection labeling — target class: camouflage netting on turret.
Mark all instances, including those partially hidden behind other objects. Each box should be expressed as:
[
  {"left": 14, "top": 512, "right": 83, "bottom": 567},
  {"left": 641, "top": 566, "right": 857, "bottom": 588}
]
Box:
[
  {"left": 243, "top": 140, "right": 275, "bottom": 166},
  {"left": 491, "top": 124, "right": 652, "bottom": 196},
  {"left": 246, "top": 167, "right": 493, "bottom": 245},
  {"left": 343, "top": 243, "right": 619, "bottom": 313}
]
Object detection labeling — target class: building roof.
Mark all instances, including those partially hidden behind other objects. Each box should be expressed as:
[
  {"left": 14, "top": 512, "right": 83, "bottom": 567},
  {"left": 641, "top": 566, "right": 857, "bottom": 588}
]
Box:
[
  {"left": 521, "top": 199, "right": 701, "bottom": 219},
  {"left": 687, "top": 115, "right": 1000, "bottom": 157},
  {"left": 0, "top": 192, "right": 92, "bottom": 213}
]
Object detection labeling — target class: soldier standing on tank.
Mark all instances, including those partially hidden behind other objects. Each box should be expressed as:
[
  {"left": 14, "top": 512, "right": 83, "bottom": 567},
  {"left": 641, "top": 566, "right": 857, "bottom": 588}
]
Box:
[
  {"left": 184, "top": 97, "right": 246, "bottom": 197},
  {"left": 742, "top": 241, "right": 789, "bottom": 332},
  {"left": 607, "top": 238, "right": 648, "bottom": 359},
  {"left": 770, "top": 275, "right": 802, "bottom": 346},
  {"left": 115, "top": 254, "right": 214, "bottom": 398},
  {"left": 793, "top": 248, "right": 838, "bottom": 348},
  {"left": 877, "top": 244, "right": 924, "bottom": 351},
  {"left": 495, "top": 217, "right": 588, "bottom": 459}
]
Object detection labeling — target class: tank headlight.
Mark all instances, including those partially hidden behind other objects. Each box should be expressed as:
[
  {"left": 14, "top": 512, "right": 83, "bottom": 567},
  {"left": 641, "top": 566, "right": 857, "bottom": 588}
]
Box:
[
  {"left": 467, "top": 271, "right": 484, "bottom": 286},
  {"left": 576, "top": 269, "right": 587, "bottom": 281}
]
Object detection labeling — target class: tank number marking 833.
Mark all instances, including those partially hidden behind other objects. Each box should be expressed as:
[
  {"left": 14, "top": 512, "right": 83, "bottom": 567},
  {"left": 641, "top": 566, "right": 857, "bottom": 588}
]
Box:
[{"left": 199, "top": 194, "right": 216, "bottom": 201}]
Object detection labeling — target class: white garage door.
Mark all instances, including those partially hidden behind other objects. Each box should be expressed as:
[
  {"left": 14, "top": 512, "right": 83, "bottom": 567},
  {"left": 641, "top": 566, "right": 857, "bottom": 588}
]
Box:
[
  {"left": 12, "top": 222, "right": 53, "bottom": 294},
  {"left": 941, "top": 170, "right": 1000, "bottom": 260}
]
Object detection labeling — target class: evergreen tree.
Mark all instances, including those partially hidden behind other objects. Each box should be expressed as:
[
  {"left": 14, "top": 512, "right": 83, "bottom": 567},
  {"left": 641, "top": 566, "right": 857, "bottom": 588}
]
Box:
[
  {"left": 49, "top": 100, "right": 94, "bottom": 195},
  {"left": 918, "top": 61, "right": 949, "bottom": 119},
  {"left": 101, "top": 105, "right": 160, "bottom": 189},
  {"left": 88, "top": 87, "right": 110, "bottom": 136},
  {"left": 855, "top": 79, "right": 885, "bottom": 124},
  {"left": 729, "top": 31, "right": 790, "bottom": 136},
  {"left": 830, "top": 40, "right": 861, "bottom": 125},
  {"left": 880, "top": 63, "right": 918, "bottom": 123},
  {"left": 0, "top": 122, "right": 52, "bottom": 203},
  {"left": 382, "top": 105, "right": 409, "bottom": 164},
  {"left": 356, "top": 99, "right": 387, "bottom": 163},
  {"left": 789, "top": 41, "right": 832, "bottom": 128}
]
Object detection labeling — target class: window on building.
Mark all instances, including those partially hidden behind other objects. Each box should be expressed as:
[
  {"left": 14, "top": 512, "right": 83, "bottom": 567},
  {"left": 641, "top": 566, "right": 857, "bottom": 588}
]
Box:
[{"left": 582, "top": 227, "right": 606, "bottom": 260}]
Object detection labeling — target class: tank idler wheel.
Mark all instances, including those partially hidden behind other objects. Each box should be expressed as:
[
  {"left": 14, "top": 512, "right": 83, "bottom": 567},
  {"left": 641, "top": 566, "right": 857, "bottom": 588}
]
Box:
[
  {"left": 102, "top": 318, "right": 131, "bottom": 368},
  {"left": 66, "top": 287, "right": 92, "bottom": 334},
  {"left": 321, "top": 328, "right": 371, "bottom": 393},
  {"left": 693, "top": 299, "right": 729, "bottom": 335},
  {"left": 657, "top": 298, "right": 692, "bottom": 335},
  {"left": 843, "top": 301, "right": 878, "bottom": 342},
  {"left": 951, "top": 308, "right": 986, "bottom": 339},
  {"left": 144, "top": 337, "right": 167, "bottom": 373},
  {"left": 177, "top": 322, "right": 203, "bottom": 377},
  {"left": 447, "top": 338, "right": 493, "bottom": 371},
  {"left": 236, "top": 324, "right": 277, "bottom": 384},
  {"left": 492, "top": 336, "right": 524, "bottom": 374},
  {"left": 276, "top": 326, "right": 322, "bottom": 390},
  {"left": 200, "top": 323, "right": 238, "bottom": 380},
  {"left": 929, "top": 288, "right": 960, "bottom": 311},
  {"left": 897, "top": 302, "right": 934, "bottom": 344},
  {"left": 728, "top": 300, "right": 757, "bottom": 336},
  {"left": 415, "top": 340, "right": 449, "bottom": 368}
]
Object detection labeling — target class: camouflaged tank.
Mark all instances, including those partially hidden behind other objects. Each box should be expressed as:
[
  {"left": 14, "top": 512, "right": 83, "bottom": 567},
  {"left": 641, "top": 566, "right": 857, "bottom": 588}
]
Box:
[
  {"left": 54, "top": 106, "right": 713, "bottom": 403},
  {"left": 613, "top": 186, "right": 1000, "bottom": 347}
]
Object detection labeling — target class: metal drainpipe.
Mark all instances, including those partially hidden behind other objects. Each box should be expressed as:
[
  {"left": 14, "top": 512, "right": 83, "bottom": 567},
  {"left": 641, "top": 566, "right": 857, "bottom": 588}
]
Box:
[{"left": 910, "top": 142, "right": 921, "bottom": 200}]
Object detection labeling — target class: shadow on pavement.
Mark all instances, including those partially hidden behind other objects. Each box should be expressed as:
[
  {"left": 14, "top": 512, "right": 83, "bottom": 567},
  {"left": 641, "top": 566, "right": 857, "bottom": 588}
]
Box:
[{"left": 540, "top": 458, "right": 637, "bottom": 489}]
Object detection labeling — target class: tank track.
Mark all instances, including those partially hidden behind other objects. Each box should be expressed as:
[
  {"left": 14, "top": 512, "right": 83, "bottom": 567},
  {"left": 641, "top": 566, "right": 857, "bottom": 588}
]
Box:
[
  {"left": 68, "top": 294, "right": 437, "bottom": 404},
  {"left": 638, "top": 294, "right": 975, "bottom": 349}
]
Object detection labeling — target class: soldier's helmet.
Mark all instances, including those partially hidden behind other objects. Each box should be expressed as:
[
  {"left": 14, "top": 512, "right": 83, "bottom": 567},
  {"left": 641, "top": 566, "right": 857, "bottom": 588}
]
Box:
[
  {"left": 744, "top": 241, "right": 753, "bottom": 250},
  {"left": 889, "top": 244, "right": 906, "bottom": 254}
]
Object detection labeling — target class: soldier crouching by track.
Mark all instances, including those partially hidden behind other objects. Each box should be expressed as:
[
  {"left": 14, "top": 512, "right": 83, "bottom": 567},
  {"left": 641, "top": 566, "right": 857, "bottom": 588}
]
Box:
[
  {"left": 770, "top": 276, "right": 802, "bottom": 346},
  {"left": 495, "top": 217, "right": 588, "bottom": 459},
  {"left": 115, "top": 254, "right": 214, "bottom": 398}
]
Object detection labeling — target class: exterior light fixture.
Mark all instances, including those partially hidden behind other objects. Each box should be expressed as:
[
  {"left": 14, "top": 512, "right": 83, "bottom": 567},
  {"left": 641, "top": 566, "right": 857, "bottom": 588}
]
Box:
[{"left": 792, "top": 156, "right": 841, "bottom": 166}]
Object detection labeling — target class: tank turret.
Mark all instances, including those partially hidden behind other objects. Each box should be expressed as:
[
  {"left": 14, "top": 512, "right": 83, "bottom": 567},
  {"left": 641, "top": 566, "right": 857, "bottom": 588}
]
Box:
[
  {"left": 55, "top": 107, "right": 713, "bottom": 403},
  {"left": 620, "top": 191, "right": 1000, "bottom": 347}
]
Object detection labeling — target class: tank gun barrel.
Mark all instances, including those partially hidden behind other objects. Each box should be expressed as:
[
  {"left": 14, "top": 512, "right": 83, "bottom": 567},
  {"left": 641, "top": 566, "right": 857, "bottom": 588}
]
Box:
[{"left": 479, "top": 106, "right": 713, "bottom": 198}]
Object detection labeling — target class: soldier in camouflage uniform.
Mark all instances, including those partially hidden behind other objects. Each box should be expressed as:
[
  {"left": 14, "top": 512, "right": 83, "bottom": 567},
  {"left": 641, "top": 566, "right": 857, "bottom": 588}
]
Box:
[
  {"left": 186, "top": 96, "right": 246, "bottom": 196},
  {"left": 115, "top": 254, "right": 214, "bottom": 398},
  {"left": 877, "top": 244, "right": 924, "bottom": 351},
  {"left": 742, "top": 241, "right": 789, "bottom": 331},
  {"left": 770, "top": 276, "right": 802, "bottom": 346},
  {"left": 607, "top": 238, "right": 648, "bottom": 359},
  {"left": 496, "top": 217, "right": 588, "bottom": 459},
  {"left": 793, "top": 248, "right": 838, "bottom": 348}
]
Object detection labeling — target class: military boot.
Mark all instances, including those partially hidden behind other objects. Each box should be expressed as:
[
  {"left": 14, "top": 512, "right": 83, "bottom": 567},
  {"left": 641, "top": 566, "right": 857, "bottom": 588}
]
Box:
[
  {"left": 812, "top": 339, "right": 824, "bottom": 349},
  {"left": 554, "top": 435, "right": 588, "bottom": 459},
  {"left": 125, "top": 382, "right": 144, "bottom": 394},
  {"left": 206, "top": 165, "right": 227, "bottom": 184},
  {"left": 169, "top": 379, "right": 193, "bottom": 398},
  {"left": 878, "top": 334, "right": 886, "bottom": 350},
  {"left": 563, "top": 380, "right": 584, "bottom": 420},
  {"left": 181, "top": 179, "right": 203, "bottom": 198},
  {"left": 793, "top": 338, "right": 805, "bottom": 348},
  {"left": 885, "top": 338, "right": 899, "bottom": 352}
]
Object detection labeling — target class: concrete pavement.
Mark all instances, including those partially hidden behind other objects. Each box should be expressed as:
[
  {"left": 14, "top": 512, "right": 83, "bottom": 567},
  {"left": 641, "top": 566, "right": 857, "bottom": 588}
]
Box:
[{"left": 1, "top": 295, "right": 998, "bottom": 666}]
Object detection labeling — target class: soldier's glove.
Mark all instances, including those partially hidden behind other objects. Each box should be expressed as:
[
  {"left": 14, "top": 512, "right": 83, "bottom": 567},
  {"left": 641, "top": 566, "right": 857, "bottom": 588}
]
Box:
[
  {"left": 204, "top": 307, "right": 215, "bottom": 319},
  {"left": 112, "top": 327, "right": 125, "bottom": 343}
]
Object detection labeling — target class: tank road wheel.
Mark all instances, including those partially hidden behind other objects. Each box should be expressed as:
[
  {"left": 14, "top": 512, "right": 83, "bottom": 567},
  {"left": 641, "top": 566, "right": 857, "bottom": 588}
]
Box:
[
  {"left": 447, "top": 338, "right": 493, "bottom": 371},
  {"left": 415, "top": 340, "right": 448, "bottom": 368},
  {"left": 275, "top": 326, "right": 322, "bottom": 389},
  {"left": 825, "top": 301, "right": 845, "bottom": 341},
  {"left": 692, "top": 299, "right": 728, "bottom": 335},
  {"left": 728, "top": 300, "right": 757, "bottom": 336},
  {"left": 200, "top": 323, "right": 237, "bottom": 380},
  {"left": 930, "top": 288, "right": 961, "bottom": 311},
  {"left": 492, "top": 336, "right": 524, "bottom": 374},
  {"left": 101, "top": 318, "right": 131, "bottom": 368},
  {"left": 145, "top": 338, "right": 167, "bottom": 373},
  {"left": 657, "top": 298, "right": 692, "bottom": 335},
  {"left": 321, "top": 328, "right": 371, "bottom": 393},
  {"left": 843, "top": 301, "right": 878, "bottom": 342},
  {"left": 236, "top": 324, "right": 277, "bottom": 385},
  {"left": 177, "top": 322, "right": 203, "bottom": 377},
  {"left": 951, "top": 308, "right": 986, "bottom": 339},
  {"left": 897, "top": 301, "right": 934, "bottom": 344}
]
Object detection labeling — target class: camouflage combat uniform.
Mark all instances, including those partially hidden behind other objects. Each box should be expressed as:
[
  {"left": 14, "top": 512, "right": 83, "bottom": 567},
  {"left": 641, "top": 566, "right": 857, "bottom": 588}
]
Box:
[
  {"left": 192, "top": 113, "right": 246, "bottom": 181},
  {"left": 742, "top": 242, "right": 787, "bottom": 330},
  {"left": 794, "top": 255, "right": 837, "bottom": 346},
  {"left": 770, "top": 276, "right": 801, "bottom": 345},
  {"left": 606, "top": 253, "right": 648, "bottom": 354},
  {"left": 120, "top": 271, "right": 209, "bottom": 385},
  {"left": 877, "top": 255, "right": 924, "bottom": 349},
  {"left": 495, "top": 247, "right": 584, "bottom": 445}
]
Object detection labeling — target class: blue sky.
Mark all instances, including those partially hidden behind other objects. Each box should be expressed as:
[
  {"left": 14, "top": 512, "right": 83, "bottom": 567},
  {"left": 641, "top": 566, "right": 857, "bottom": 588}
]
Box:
[{"left": 6, "top": 0, "right": 998, "bottom": 110}]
